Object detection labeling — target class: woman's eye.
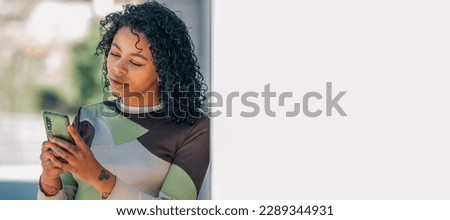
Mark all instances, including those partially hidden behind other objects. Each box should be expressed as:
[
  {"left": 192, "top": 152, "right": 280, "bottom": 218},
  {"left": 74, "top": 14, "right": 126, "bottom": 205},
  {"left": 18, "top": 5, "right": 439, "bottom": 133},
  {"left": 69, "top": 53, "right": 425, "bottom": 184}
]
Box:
[
  {"left": 109, "top": 52, "right": 119, "bottom": 57},
  {"left": 131, "top": 61, "right": 143, "bottom": 67}
]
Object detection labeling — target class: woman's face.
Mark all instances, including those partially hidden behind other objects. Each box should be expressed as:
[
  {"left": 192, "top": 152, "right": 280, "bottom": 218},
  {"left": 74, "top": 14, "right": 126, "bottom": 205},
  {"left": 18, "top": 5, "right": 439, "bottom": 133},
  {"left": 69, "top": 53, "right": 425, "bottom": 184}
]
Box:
[{"left": 107, "top": 26, "right": 159, "bottom": 106}]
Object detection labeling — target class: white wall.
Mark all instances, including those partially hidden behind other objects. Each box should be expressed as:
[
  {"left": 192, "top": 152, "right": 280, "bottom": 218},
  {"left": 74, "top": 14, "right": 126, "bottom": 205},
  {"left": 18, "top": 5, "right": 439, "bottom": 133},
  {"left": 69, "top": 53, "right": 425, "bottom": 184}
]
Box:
[{"left": 212, "top": 0, "right": 450, "bottom": 199}]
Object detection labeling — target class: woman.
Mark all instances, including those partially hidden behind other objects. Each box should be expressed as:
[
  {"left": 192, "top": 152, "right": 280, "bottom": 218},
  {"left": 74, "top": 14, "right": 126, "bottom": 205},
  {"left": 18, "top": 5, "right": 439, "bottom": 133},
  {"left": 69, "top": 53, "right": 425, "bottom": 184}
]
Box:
[{"left": 38, "top": 1, "right": 209, "bottom": 200}]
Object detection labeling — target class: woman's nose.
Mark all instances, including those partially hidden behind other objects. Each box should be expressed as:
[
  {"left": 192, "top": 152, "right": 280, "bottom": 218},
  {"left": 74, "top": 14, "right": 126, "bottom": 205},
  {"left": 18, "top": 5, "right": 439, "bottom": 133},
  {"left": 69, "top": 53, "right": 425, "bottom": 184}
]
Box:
[{"left": 114, "top": 59, "right": 127, "bottom": 76}]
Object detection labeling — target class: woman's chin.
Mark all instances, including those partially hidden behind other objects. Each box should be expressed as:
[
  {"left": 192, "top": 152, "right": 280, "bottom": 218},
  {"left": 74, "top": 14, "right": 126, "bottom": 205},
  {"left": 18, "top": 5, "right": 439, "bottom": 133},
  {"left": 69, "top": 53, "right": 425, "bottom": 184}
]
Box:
[{"left": 110, "top": 90, "right": 123, "bottom": 97}]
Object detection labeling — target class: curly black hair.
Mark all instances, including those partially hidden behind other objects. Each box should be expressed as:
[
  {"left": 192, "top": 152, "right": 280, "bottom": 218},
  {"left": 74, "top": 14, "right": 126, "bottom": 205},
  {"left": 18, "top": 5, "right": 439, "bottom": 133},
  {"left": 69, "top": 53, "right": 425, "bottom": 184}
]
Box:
[{"left": 95, "top": 1, "right": 207, "bottom": 125}]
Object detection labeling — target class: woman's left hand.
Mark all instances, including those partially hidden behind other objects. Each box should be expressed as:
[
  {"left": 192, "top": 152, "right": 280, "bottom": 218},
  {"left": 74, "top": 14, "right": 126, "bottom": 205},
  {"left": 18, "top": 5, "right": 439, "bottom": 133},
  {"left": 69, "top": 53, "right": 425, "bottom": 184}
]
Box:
[{"left": 48, "top": 125, "right": 116, "bottom": 196}]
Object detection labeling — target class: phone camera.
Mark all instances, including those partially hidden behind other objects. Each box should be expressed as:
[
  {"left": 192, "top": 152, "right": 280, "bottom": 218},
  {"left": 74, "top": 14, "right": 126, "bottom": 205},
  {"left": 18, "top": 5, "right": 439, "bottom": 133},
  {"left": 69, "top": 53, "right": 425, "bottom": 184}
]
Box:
[{"left": 46, "top": 116, "right": 52, "bottom": 130}]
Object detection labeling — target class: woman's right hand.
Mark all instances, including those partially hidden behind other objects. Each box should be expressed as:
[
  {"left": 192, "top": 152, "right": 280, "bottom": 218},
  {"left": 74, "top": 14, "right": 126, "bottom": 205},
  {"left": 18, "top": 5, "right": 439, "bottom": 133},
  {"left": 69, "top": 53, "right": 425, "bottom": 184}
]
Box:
[{"left": 39, "top": 140, "right": 65, "bottom": 196}]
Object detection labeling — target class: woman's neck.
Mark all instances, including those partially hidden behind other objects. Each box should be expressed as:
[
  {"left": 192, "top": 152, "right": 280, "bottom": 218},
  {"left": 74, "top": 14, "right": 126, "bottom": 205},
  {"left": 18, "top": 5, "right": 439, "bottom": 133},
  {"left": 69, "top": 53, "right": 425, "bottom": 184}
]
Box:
[{"left": 118, "top": 98, "right": 162, "bottom": 114}]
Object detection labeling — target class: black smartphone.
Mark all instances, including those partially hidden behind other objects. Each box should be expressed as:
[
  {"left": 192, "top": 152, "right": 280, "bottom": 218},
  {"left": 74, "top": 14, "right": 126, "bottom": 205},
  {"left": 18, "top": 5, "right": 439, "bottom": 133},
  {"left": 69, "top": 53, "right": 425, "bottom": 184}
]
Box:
[{"left": 43, "top": 111, "right": 73, "bottom": 162}]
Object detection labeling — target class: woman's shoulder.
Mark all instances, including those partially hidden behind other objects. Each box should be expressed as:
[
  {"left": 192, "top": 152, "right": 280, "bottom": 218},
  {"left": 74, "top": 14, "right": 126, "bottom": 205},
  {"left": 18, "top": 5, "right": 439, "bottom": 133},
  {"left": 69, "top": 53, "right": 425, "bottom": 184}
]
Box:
[
  {"left": 181, "top": 115, "right": 209, "bottom": 135},
  {"left": 194, "top": 115, "right": 209, "bottom": 129},
  {"left": 77, "top": 100, "right": 118, "bottom": 116},
  {"left": 81, "top": 100, "right": 116, "bottom": 109},
  {"left": 77, "top": 101, "right": 118, "bottom": 117},
  {"left": 158, "top": 115, "right": 209, "bottom": 136}
]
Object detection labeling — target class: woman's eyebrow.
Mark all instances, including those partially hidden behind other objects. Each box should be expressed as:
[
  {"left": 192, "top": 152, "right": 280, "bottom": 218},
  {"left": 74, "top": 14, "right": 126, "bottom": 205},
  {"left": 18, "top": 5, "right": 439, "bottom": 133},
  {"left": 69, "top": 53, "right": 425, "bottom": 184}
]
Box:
[
  {"left": 131, "top": 53, "right": 149, "bottom": 61},
  {"left": 112, "top": 42, "right": 122, "bottom": 51},
  {"left": 112, "top": 42, "right": 149, "bottom": 61}
]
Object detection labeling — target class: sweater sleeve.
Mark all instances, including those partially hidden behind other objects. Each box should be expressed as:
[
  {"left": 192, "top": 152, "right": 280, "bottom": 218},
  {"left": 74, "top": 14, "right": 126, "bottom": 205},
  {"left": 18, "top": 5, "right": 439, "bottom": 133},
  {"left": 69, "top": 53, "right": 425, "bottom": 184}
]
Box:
[{"left": 37, "top": 172, "right": 78, "bottom": 200}]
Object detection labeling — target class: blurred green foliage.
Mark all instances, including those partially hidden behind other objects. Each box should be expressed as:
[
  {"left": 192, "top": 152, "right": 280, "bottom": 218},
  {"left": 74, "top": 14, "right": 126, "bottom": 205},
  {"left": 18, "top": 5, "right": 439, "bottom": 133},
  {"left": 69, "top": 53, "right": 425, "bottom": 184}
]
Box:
[
  {"left": 70, "top": 20, "right": 104, "bottom": 110},
  {"left": 0, "top": 19, "right": 105, "bottom": 116},
  {"left": 0, "top": 51, "right": 43, "bottom": 113}
]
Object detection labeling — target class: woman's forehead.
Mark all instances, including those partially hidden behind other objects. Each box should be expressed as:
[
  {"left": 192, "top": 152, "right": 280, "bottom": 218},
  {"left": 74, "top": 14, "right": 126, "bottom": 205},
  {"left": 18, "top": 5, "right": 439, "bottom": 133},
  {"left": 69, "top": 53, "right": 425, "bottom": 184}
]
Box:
[{"left": 113, "top": 27, "right": 151, "bottom": 51}]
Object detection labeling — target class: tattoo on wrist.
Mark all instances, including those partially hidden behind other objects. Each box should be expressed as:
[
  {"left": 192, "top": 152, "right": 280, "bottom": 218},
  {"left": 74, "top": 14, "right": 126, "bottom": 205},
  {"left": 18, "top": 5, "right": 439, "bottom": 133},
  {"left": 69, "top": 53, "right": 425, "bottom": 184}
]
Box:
[
  {"left": 41, "top": 182, "right": 61, "bottom": 196},
  {"left": 98, "top": 169, "right": 113, "bottom": 199},
  {"left": 98, "top": 169, "right": 110, "bottom": 181},
  {"left": 102, "top": 192, "right": 111, "bottom": 199}
]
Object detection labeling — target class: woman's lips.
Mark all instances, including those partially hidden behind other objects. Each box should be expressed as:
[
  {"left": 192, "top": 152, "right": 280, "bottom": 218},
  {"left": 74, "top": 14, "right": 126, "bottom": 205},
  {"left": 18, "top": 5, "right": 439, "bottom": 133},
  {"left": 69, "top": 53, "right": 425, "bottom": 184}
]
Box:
[{"left": 110, "top": 77, "right": 124, "bottom": 86}]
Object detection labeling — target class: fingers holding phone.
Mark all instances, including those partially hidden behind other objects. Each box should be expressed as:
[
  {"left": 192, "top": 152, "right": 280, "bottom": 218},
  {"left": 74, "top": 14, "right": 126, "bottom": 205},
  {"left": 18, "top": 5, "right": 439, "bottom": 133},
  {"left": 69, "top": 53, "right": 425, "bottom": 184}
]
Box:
[
  {"left": 40, "top": 141, "right": 64, "bottom": 179},
  {"left": 39, "top": 111, "right": 78, "bottom": 196},
  {"left": 47, "top": 125, "right": 113, "bottom": 189},
  {"left": 48, "top": 128, "right": 100, "bottom": 176},
  {"left": 40, "top": 111, "right": 112, "bottom": 191},
  {"left": 47, "top": 135, "right": 79, "bottom": 167},
  {"left": 42, "top": 111, "right": 73, "bottom": 162}
]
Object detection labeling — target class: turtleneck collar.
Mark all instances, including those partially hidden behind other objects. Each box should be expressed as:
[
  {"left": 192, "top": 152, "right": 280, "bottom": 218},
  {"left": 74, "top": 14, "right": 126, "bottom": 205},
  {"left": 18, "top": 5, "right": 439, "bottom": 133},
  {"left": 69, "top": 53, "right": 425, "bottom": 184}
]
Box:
[{"left": 116, "top": 98, "right": 163, "bottom": 114}]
